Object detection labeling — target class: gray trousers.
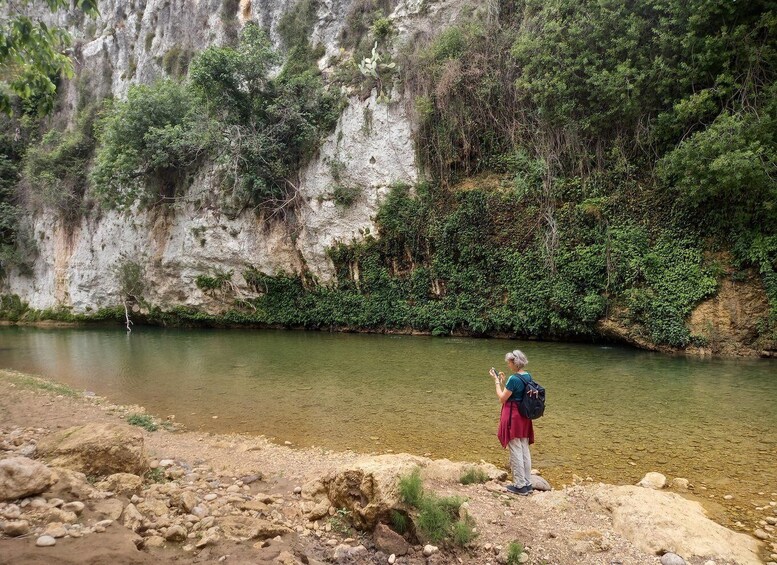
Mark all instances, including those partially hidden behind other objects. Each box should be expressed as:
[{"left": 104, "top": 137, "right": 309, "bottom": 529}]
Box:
[{"left": 508, "top": 437, "right": 532, "bottom": 488}]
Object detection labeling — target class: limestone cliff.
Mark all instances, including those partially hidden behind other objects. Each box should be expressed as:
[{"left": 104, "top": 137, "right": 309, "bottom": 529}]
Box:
[{"left": 3, "top": 0, "right": 462, "bottom": 312}]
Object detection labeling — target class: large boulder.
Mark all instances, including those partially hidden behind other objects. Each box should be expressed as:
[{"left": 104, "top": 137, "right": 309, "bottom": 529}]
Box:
[
  {"left": 37, "top": 423, "right": 149, "bottom": 476},
  {"left": 320, "top": 454, "right": 424, "bottom": 530},
  {"left": 0, "top": 456, "right": 56, "bottom": 501},
  {"left": 317, "top": 453, "right": 506, "bottom": 531},
  {"left": 587, "top": 484, "right": 761, "bottom": 565}
]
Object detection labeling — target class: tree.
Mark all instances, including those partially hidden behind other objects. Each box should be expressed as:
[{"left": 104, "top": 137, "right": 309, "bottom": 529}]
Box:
[{"left": 0, "top": 0, "right": 99, "bottom": 115}]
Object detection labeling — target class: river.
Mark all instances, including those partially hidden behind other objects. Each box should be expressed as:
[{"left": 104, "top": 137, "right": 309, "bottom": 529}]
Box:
[{"left": 1, "top": 325, "right": 775, "bottom": 530}]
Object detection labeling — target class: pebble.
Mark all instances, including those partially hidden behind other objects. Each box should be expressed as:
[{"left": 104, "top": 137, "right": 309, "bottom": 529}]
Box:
[
  {"left": 2, "top": 520, "right": 30, "bottom": 537},
  {"left": 62, "top": 501, "right": 85, "bottom": 514},
  {"left": 44, "top": 525, "right": 68, "bottom": 538},
  {"left": 423, "top": 544, "right": 439, "bottom": 557},
  {"left": 204, "top": 494, "right": 218, "bottom": 502},
  {"left": 159, "top": 459, "right": 175, "bottom": 468},
  {"left": 388, "top": 554, "right": 396, "bottom": 564},
  {"left": 293, "top": 487, "right": 302, "bottom": 495},
  {"left": 660, "top": 553, "right": 686, "bottom": 565},
  {"left": 36, "top": 535, "right": 57, "bottom": 547},
  {"left": 755, "top": 529, "right": 770, "bottom": 540}
]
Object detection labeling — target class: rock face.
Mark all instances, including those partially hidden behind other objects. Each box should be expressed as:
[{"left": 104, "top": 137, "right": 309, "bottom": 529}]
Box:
[
  {"left": 2, "top": 0, "right": 426, "bottom": 313},
  {"left": 688, "top": 276, "right": 773, "bottom": 356},
  {"left": 588, "top": 485, "right": 762, "bottom": 565},
  {"left": 38, "top": 423, "right": 149, "bottom": 476},
  {"left": 0, "top": 456, "right": 56, "bottom": 501}
]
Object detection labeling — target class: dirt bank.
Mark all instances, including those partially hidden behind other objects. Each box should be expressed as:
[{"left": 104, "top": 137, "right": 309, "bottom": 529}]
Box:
[{"left": 0, "top": 370, "right": 772, "bottom": 565}]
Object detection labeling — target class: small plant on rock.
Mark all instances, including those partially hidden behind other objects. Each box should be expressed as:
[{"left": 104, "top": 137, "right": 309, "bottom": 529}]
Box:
[{"left": 328, "top": 507, "right": 353, "bottom": 534}]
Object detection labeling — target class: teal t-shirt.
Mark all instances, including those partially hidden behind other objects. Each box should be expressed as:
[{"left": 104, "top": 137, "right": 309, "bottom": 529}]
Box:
[{"left": 505, "top": 372, "right": 532, "bottom": 402}]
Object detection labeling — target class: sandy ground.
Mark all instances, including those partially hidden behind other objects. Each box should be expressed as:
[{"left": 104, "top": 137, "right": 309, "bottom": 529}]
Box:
[{"left": 0, "top": 369, "right": 769, "bottom": 565}]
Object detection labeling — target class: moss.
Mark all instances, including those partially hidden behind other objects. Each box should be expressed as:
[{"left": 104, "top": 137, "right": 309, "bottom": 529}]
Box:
[{"left": 161, "top": 45, "right": 193, "bottom": 78}]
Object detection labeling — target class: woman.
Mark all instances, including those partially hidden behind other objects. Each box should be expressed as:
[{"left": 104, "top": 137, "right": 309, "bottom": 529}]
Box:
[{"left": 490, "top": 349, "right": 535, "bottom": 496}]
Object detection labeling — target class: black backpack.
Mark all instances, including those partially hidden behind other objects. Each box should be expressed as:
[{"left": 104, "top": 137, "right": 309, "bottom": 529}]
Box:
[{"left": 513, "top": 374, "right": 546, "bottom": 420}]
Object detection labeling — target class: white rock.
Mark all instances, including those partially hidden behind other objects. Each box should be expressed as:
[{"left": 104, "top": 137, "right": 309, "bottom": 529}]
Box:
[
  {"left": 0, "top": 457, "right": 55, "bottom": 501},
  {"left": 637, "top": 472, "right": 667, "bottom": 490},
  {"left": 159, "top": 459, "right": 175, "bottom": 468},
  {"left": 388, "top": 554, "right": 396, "bottom": 564},
  {"left": 660, "top": 552, "right": 686, "bottom": 565},
  {"left": 423, "top": 544, "right": 439, "bottom": 557},
  {"left": 36, "top": 535, "right": 57, "bottom": 547}
]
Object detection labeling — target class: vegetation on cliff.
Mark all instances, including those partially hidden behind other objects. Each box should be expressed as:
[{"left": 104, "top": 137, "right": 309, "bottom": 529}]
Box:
[
  {"left": 227, "top": 0, "right": 776, "bottom": 350},
  {"left": 1, "top": 0, "right": 775, "bottom": 352}
]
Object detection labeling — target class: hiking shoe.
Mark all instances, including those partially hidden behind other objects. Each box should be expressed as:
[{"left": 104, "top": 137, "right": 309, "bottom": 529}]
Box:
[
  {"left": 521, "top": 485, "right": 534, "bottom": 495},
  {"left": 506, "top": 484, "right": 531, "bottom": 496}
]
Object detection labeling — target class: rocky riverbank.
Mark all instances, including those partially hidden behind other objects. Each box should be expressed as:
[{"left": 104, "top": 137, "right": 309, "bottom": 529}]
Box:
[{"left": 0, "top": 369, "right": 773, "bottom": 565}]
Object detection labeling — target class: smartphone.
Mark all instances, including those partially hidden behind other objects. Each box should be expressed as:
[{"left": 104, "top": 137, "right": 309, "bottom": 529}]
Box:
[{"left": 491, "top": 367, "right": 498, "bottom": 377}]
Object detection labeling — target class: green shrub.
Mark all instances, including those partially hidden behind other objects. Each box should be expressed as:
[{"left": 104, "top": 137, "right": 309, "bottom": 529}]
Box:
[
  {"left": 23, "top": 105, "right": 98, "bottom": 221},
  {"left": 459, "top": 467, "right": 489, "bottom": 485},
  {"left": 190, "top": 23, "right": 342, "bottom": 209},
  {"left": 91, "top": 80, "right": 214, "bottom": 210},
  {"left": 127, "top": 413, "right": 158, "bottom": 431},
  {"left": 0, "top": 294, "right": 29, "bottom": 321},
  {"left": 114, "top": 259, "right": 145, "bottom": 302},
  {"left": 195, "top": 269, "right": 233, "bottom": 292},
  {"left": 416, "top": 496, "right": 451, "bottom": 543}
]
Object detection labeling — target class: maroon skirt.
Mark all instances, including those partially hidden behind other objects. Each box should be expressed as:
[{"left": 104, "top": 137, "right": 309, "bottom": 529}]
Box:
[{"left": 497, "top": 401, "right": 535, "bottom": 448}]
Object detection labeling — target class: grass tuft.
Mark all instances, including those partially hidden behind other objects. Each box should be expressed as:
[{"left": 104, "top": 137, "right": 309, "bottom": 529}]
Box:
[
  {"left": 398, "top": 468, "right": 424, "bottom": 507},
  {"left": 460, "top": 467, "right": 489, "bottom": 485},
  {"left": 127, "top": 413, "right": 158, "bottom": 431},
  {"left": 507, "top": 541, "right": 524, "bottom": 564}
]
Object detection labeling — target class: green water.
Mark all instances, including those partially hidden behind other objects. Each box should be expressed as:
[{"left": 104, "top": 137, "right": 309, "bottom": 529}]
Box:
[{"left": 1, "top": 326, "right": 775, "bottom": 528}]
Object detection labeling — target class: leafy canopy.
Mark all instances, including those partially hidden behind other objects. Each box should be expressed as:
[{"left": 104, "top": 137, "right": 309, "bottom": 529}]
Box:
[{"left": 0, "top": 0, "right": 99, "bottom": 115}]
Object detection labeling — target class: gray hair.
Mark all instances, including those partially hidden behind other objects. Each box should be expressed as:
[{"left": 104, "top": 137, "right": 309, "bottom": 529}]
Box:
[{"left": 505, "top": 349, "right": 528, "bottom": 367}]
